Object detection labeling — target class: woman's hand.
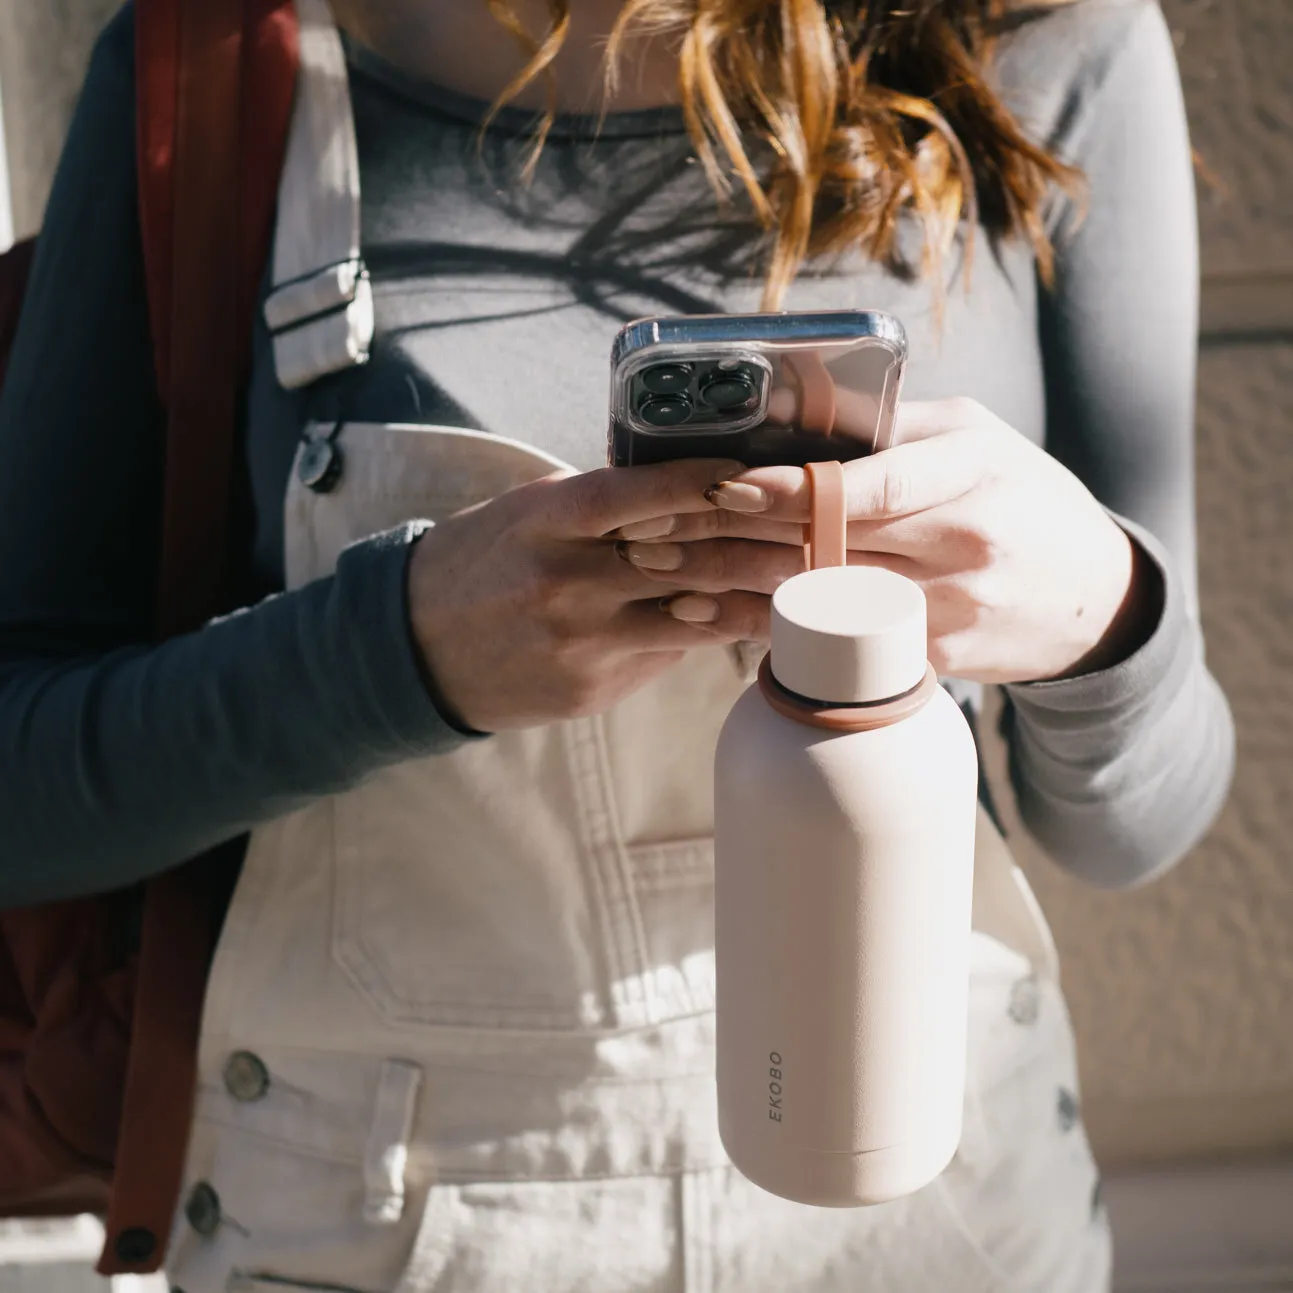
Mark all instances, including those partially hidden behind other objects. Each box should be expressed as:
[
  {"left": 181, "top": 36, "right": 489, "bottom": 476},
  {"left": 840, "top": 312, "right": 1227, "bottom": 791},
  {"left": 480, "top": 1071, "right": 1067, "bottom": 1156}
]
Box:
[
  {"left": 407, "top": 458, "right": 771, "bottom": 732},
  {"left": 618, "top": 399, "right": 1164, "bottom": 685}
]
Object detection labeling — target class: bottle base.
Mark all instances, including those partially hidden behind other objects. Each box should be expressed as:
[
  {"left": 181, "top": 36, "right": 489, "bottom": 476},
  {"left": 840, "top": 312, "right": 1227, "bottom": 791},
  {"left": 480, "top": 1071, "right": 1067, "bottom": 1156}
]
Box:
[{"left": 719, "top": 1118, "right": 960, "bottom": 1208}]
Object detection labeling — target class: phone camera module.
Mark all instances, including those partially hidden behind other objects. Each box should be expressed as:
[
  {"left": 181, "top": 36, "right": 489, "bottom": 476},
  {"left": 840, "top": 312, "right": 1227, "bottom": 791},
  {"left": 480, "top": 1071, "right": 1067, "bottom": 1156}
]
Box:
[
  {"left": 640, "top": 364, "right": 692, "bottom": 395},
  {"left": 639, "top": 395, "right": 693, "bottom": 428},
  {"left": 700, "top": 373, "right": 757, "bottom": 412}
]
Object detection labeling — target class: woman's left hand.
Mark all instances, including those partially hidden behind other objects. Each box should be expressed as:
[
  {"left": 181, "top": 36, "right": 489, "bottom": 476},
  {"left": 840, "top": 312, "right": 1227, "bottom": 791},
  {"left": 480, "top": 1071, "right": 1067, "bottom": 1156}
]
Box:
[{"left": 616, "top": 398, "right": 1162, "bottom": 684}]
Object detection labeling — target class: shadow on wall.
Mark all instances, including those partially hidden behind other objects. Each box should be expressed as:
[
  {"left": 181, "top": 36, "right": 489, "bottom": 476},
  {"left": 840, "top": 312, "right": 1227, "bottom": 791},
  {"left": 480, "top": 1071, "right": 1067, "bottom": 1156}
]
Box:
[
  {"left": 979, "top": 339, "right": 1293, "bottom": 1169},
  {"left": 976, "top": 0, "right": 1293, "bottom": 1179}
]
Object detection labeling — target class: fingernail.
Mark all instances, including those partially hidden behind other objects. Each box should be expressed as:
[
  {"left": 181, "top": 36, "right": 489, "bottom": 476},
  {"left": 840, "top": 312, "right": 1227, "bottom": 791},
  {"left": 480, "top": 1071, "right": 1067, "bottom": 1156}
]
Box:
[
  {"left": 705, "top": 481, "right": 769, "bottom": 513},
  {"left": 662, "top": 593, "right": 720, "bottom": 624},
  {"left": 625, "top": 542, "right": 684, "bottom": 572},
  {"left": 615, "top": 515, "right": 678, "bottom": 541}
]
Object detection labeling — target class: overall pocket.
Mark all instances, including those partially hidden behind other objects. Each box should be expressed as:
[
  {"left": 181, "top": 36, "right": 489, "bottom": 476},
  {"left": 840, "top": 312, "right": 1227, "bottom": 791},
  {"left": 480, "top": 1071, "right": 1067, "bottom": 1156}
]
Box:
[
  {"left": 390, "top": 1176, "right": 680, "bottom": 1293},
  {"left": 289, "top": 423, "right": 736, "bottom": 1033},
  {"left": 682, "top": 1161, "right": 1005, "bottom": 1293}
]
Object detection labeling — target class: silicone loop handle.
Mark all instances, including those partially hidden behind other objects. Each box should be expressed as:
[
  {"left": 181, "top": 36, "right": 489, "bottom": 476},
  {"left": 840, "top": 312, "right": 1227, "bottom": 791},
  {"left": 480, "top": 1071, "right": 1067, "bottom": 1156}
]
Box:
[
  {"left": 803, "top": 459, "right": 847, "bottom": 571},
  {"left": 782, "top": 350, "right": 837, "bottom": 437}
]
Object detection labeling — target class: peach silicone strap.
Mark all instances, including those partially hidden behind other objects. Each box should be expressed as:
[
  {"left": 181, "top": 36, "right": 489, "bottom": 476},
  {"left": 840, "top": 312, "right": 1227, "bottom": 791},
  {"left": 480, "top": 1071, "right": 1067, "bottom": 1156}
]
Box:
[
  {"left": 757, "top": 654, "right": 937, "bottom": 730},
  {"left": 803, "top": 458, "right": 847, "bottom": 571},
  {"left": 782, "top": 350, "right": 837, "bottom": 436}
]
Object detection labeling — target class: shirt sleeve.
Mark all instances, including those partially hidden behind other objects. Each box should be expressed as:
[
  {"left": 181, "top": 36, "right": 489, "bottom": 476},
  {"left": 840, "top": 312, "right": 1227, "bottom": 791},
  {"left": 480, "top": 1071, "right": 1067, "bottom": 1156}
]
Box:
[
  {"left": 1001, "top": 0, "right": 1236, "bottom": 887},
  {"left": 0, "top": 8, "right": 473, "bottom": 908}
]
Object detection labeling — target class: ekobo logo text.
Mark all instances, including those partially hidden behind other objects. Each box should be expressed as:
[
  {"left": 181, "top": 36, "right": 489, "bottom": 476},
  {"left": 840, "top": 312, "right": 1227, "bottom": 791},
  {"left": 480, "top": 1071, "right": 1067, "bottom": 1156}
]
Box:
[{"left": 768, "top": 1052, "right": 784, "bottom": 1122}]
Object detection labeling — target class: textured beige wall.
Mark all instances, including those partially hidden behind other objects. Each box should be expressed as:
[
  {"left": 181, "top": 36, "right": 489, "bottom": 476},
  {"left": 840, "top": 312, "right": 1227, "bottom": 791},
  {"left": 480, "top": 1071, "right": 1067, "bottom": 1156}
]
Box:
[
  {"left": 983, "top": 340, "right": 1293, "bottom": 1166},
  {"left": 1177, "top": 0, "right": 1293, "bottom": 280},
  {"left": 983, "top": 0, "right": 1293, "bottom": 1170},
  {"left": 1, "top": 0, "right": 1290, "bottom": 1173},
  {"left": 0, "top": 0, "right": 122, "bottom": 241}
]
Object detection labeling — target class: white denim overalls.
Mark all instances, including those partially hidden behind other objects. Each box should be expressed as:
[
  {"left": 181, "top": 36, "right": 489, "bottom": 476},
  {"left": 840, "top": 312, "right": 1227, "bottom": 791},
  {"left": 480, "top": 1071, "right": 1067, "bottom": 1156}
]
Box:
[{"left": 165, "top": 4, "right": 1113, "bottom": 1289}]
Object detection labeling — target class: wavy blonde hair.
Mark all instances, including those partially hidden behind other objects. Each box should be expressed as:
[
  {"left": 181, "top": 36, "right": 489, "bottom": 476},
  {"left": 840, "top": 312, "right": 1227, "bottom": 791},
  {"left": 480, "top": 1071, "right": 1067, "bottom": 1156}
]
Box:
[{"left": 484, "top": 0, "right": 1082, "bottom": 308}]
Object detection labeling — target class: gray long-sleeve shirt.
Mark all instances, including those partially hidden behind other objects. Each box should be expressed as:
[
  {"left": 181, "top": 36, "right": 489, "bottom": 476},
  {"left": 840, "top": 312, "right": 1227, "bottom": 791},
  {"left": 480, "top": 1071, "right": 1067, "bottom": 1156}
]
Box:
[{"left": 0, "top": 0, "right": 1233, "bottom": 905}]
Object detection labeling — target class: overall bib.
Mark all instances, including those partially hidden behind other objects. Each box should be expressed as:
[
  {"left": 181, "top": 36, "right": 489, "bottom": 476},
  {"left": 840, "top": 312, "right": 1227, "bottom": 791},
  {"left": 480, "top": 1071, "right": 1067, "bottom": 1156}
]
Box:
[{"left": 166, "top": 5, "right": 1113, "bottom": 1289}]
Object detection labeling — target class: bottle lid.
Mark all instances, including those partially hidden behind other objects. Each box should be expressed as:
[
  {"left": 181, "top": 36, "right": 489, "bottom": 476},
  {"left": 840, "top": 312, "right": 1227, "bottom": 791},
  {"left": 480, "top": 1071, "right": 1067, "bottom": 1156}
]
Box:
[{"left": 770, "top": 566, "right": 928, "bottom": 704}]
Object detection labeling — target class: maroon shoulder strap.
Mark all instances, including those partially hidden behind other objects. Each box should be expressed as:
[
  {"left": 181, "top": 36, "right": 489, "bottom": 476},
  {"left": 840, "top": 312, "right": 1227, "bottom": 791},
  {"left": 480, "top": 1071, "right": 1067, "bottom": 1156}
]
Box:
[
  {"left": 140, "top": 0, "right": 298, "bottom": 636},
  {"left": 98, "top": 0, "right": 297, "bottom": 1274}
]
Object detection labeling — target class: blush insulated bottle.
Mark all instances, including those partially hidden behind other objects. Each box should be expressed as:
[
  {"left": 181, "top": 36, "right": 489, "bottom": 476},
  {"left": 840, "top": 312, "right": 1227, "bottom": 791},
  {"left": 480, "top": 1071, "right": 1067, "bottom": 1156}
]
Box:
[{"left": 714, "top": 463, "right": 979, "bottom": 1207}]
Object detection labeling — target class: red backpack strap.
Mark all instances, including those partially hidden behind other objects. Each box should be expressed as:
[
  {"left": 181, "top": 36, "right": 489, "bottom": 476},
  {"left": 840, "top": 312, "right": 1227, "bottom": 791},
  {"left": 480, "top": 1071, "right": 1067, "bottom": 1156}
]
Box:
[
  {"left": 138, "top": 0, "right": 299, "bottom": 635},
  {"left": 97, "top": 0, "right": 297, "bottom": 1274}
]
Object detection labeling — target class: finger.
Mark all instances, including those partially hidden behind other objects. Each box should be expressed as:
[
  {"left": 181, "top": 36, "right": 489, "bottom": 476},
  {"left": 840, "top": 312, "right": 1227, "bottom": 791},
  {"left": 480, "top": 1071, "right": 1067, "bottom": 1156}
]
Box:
[
  {"left": 566, "top": 536, "right": 771, "bottom": 604},
  {"left": 695, "top": 510, "right": 941, "bottom": 558},
  {"left": 618, "top": 538, "right": 802, "bottom": 595},
  {"left": 708, "top": 430, "right": 989, "bottom": 524},
  {"left": 892, "top": 397, "right": 992, "bottom": 444},
  {"left": 617, "top": 509, "right": 806, "bottom": 546},
  {"left": 535, "top": 459, "right": 746, "bottom": 539},
  {"left": 512, "top": 544, "right": 686, "bottom": 629},
  {"left": 618, "top": 538, "right": 923, "bottom": 593},
  {"left": 612, "top": 591, "right": 772, "bottom": 649},
  {"left": 842, "top": 548, "right": 922, "bottom": 577},
  {"left": 839, "top": 504, "right": 957, "bottom": 554}
]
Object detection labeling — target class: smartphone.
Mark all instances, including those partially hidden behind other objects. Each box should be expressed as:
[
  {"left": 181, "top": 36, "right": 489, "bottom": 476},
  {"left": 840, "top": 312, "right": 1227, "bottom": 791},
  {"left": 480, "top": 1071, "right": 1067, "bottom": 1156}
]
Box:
[{"left": 607, "top": 310, "right": 907, "bottom": 469}]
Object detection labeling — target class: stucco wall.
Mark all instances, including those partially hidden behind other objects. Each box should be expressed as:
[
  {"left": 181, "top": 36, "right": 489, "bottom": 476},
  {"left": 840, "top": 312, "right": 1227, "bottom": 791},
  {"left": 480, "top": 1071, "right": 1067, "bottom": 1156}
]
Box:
[
  {"left": 0, "top": 0, "right": 1290, "bottom": 1173},
  {"left": 983, "top": 334, "right": 1293, "bottom": 1166},
  {"left": 0, "top": 0, "right": 121, "bottom": 242},
  {"left": 984, "top": 0, "right": 1293, "bottom": 1170}
]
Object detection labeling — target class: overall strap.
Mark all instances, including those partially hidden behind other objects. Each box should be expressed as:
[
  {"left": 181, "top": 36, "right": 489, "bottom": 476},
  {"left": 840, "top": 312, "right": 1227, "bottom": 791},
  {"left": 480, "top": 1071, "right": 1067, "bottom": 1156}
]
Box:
[
  {"left": 263, "top": 0, "right": 372, "bottom": 391},
  {"left": 971, "top": 809, "right": 1062, "bottom": 984}
]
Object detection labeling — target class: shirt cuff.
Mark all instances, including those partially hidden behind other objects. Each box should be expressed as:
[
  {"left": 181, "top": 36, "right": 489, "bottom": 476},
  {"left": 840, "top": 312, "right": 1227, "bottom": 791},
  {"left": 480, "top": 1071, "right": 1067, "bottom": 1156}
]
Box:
[{"left": 331, "top": 522, "right": 488, "bottom": 756}]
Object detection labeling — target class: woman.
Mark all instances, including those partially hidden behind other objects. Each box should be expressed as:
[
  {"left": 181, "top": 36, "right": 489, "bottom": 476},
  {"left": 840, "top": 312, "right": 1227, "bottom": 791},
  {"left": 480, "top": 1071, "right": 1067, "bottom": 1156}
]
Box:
[{"left": 0, "top": 0, "right": 1233, "bottom": 1288}]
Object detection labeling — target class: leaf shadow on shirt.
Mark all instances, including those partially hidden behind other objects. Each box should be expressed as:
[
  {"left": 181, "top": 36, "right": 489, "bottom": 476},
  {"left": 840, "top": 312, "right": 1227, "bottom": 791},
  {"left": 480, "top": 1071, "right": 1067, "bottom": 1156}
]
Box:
[{"left": 364, "top": 138, "right": 780, "bottom": 334}]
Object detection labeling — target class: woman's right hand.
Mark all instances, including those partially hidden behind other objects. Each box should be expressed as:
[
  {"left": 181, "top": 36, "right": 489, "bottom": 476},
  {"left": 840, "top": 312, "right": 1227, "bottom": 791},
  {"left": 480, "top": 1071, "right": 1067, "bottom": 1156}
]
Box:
[{"left": 406, "top": 459, "right": 771, "bottom": 732}]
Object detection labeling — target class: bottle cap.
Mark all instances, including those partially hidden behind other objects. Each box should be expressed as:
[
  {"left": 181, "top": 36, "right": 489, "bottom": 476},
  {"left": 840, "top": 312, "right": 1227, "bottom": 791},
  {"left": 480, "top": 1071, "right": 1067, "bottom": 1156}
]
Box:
[{"left": 770, "top": 565, "right": 928, "bottom": 704}]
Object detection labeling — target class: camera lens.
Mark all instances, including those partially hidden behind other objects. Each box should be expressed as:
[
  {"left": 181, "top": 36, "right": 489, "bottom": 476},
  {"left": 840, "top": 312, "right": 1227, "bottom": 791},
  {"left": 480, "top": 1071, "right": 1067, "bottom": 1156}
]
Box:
[
  {"left": 641, "top": 364, "right": 692, "bottom": 395},
  {"left": 701, "top": 375, "right": 757, "bottom": 411},
  {"left": 639, "top": 395, "right": 692, "bottom": 428}
]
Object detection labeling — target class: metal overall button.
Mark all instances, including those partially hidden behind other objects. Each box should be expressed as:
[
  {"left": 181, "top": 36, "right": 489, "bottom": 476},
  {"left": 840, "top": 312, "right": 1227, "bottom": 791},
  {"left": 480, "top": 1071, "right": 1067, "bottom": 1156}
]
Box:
[
  {"left": 184, "top": 1182, "right": 223, "bottom": 1238},
  {"left": 222, "top": 1050, "right": 270, "bottom": 1103},
  {"left": 1057, "top": 1087, "right": 1081, "bottom": 1133},
  {"left": 298, "top": 420, "right": 344, "bottom": 493},
  {"left": 1007, "top": 975, "right": 1041, "bottom": 1026},
  {"left": 113, "top": 1227, "right": 157, "bottom": 1264}
]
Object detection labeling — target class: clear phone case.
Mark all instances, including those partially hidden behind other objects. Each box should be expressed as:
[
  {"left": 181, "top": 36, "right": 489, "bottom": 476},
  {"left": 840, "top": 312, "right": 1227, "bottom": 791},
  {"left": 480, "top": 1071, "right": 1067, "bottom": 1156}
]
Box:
[{"left": 608, "top": 311, "right": 907, "bottom": 468}]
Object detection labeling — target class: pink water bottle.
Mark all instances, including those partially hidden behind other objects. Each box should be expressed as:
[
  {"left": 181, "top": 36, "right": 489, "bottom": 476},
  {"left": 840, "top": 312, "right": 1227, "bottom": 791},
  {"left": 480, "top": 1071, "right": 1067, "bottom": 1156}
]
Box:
[{"left": 714, "top": 461, "right": 979, "bottom": 1206}]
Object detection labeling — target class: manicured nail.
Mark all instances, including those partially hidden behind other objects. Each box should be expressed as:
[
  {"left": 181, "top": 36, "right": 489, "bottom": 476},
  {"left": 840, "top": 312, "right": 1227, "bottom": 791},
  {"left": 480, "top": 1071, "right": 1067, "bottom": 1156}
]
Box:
[
  {"left": 662, "top": 593, "right": 720, "bottom": 623},
  {"left": 705, "top": 481, "right": 769, "bottom": 513},
  {"left": 615, "top": 515, "right": 678, "bottom": 541},
  {"left": 625, "top": 542, "right": 684, "bottom": 572}
]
